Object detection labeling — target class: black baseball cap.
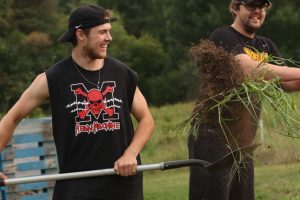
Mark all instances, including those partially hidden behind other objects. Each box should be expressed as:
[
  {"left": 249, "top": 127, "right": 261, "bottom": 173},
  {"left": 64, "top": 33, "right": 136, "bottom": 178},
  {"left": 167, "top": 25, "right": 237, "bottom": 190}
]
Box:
[
  {"left": 240, "top": 0, "right": 271, "bottom": 5},
  {"left": 58, "top": 5, "right": 117, "bottom": 43}
]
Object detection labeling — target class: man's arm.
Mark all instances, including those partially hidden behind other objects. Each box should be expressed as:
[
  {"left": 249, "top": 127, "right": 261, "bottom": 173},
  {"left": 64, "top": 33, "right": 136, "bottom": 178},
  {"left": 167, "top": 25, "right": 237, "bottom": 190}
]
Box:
[
  {"left": 114, "top": 87, "right": 154, "bottom": 176},
  {"left": 0, "top": 73, "right": 49, "bottom": 152},
  {"left": 236, "top": 54, "right": 300, "bottom": 91},
  {"left": 279, "top": 80, "right": 300, "bottom": 91}
]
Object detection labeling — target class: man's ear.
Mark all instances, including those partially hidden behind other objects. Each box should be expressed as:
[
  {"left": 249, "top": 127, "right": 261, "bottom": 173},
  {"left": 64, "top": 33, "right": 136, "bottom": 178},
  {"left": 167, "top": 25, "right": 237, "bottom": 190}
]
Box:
[
  {"left": 231, "top": 5, "right": 239, "bottom": 14},
  {"left": 75, "top": 29, "right": 85, "bottom": 43}
]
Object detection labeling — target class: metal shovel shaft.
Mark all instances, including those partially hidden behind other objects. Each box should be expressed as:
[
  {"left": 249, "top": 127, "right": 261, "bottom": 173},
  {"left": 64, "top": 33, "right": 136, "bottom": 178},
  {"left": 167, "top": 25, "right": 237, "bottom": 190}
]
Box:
[
  {"left": 1, "top": 144, "right": 257, "bottom": 187},
  {"left": 0, "top": 163, "right": 163, "bottom": 186},
  {"left": 1, "top": 159, "right": 212, "bottom": 186}
]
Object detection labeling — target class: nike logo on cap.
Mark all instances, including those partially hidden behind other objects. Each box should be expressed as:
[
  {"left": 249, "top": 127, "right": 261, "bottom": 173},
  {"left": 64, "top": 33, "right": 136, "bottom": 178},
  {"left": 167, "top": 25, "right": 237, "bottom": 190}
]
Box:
[{"left": 75, "top": 24, "right": 82, "bottom": 29}]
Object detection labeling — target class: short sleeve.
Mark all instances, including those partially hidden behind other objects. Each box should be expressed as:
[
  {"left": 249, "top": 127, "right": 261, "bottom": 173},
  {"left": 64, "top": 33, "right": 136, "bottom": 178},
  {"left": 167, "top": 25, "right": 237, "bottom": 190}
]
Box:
[{"left": 209, "top": 27, "right": 245, "bottom": 55}]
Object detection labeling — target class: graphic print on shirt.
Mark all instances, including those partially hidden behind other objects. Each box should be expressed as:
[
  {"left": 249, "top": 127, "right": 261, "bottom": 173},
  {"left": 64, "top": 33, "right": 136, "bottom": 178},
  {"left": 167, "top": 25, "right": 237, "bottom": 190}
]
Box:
[
  {"left": 66, "top": 81, "right": 123, "bottom": 136},
  {"left": 243, "top": 46, "right": 269, "bottom": 62}
]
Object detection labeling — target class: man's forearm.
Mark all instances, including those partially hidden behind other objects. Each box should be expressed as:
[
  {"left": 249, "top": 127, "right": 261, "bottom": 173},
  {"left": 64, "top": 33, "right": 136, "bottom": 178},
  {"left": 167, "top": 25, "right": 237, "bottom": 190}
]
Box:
[
  {"left": 237, "top": 54, "right": 300, "bottom": 82},
  {"left": 0, "top": 116, "right": 18, "bottom": 152},
  {"left": 280, "top": 80, "right": 300, "bottom": 91},
  {"left": 124, "top": 117, "right": 154, "bottom": 157}
]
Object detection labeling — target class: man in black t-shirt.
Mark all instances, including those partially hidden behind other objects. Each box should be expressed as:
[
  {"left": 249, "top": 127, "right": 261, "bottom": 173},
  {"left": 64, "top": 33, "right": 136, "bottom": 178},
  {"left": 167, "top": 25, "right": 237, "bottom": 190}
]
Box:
[
  {"left": 0, "top": 4, "right": 154, "bottom": 200},
  {"left": 188, "top": 0, "right": 300, "bottom": 200}
]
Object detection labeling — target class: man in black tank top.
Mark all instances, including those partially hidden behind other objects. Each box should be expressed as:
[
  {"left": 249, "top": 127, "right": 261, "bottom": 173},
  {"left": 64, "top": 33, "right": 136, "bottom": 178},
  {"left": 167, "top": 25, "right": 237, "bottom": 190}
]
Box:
[
  {"left": 188, "top": 0, "right": 300, "bottom": 200},
  {"left": 0, "top": 4, "right": 154, "bottom": 200}
]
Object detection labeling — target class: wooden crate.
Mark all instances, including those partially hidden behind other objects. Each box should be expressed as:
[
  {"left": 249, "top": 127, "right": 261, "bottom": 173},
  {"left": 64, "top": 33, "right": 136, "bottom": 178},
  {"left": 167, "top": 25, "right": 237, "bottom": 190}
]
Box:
[{"left": 0, "top": 118, "right": 58, "bottom": 200}]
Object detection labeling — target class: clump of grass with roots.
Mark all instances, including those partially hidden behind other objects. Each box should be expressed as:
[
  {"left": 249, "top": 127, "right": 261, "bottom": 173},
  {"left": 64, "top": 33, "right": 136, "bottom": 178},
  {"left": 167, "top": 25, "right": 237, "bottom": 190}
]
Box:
[{"left": 178, "top": 40, "right": 300, "bottom": 177}]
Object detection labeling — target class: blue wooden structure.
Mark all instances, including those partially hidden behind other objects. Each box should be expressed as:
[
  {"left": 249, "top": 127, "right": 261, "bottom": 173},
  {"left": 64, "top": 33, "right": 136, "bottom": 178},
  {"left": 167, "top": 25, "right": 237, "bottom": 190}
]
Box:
[{"left": 0, "top": 118, "right": 58, "bottom": 200}]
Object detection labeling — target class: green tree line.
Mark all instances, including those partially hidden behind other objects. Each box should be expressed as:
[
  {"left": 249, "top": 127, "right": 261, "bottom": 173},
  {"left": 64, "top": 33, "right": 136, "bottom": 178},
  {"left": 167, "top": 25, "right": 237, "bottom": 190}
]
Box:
[{"left": 0, "top": 0, "right": 299, "bottom": 115}]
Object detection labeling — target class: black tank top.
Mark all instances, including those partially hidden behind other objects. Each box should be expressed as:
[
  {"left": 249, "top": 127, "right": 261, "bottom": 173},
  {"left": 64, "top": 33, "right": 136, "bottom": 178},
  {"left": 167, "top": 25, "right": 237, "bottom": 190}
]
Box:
[{"left": 46, "top": 56, "right": 143, "bottom": 199}]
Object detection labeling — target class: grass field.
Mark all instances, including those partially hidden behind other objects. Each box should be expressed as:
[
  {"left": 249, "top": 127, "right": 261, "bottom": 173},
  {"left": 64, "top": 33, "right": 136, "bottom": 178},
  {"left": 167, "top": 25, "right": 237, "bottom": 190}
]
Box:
[
  {"left": 143, "top": 164, "right": 300, "bottom": 200},
  {"left": 141, "top": 100, "right": 300, "bottom": 199}
]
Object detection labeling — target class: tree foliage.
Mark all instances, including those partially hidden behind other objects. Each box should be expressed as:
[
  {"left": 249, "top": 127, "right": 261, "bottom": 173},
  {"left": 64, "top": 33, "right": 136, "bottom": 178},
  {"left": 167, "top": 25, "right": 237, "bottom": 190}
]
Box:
[{"left": 0, "top": 0, "right": 299, "bottom": 115}]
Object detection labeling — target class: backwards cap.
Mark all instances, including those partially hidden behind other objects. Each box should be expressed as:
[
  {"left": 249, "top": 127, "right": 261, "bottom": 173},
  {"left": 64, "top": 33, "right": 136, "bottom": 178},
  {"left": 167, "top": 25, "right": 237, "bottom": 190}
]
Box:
[{"left": 58, "top": 5, "right": 117, "bottom": 43}]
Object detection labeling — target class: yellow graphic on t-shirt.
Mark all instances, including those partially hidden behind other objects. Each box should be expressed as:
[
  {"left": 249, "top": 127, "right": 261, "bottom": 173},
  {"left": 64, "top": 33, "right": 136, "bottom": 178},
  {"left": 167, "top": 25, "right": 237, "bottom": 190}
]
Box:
[{"left": 244, "top": 47, "right": 268, "bottom": 62}]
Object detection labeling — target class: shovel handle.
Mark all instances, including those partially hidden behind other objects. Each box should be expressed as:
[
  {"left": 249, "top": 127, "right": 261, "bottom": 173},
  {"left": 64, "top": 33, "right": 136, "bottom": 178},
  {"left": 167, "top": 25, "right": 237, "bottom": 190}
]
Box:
[
  {"left": 1, "top": 146, "right": 257, "bottom": 187},
  {"left": 163, "top": 159, "right": 211, "bottom": 170},
  {"left": 0, "top": 159, "right": 211, "bottom": 186}
]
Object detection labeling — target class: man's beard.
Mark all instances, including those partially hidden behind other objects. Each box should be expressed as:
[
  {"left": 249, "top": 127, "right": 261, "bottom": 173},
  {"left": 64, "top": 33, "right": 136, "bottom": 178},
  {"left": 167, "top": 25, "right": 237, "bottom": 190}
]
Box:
[
  {"left": 242, "top": 21, "right": 260, "bottom": 35},
  {"left": 83, "top": 45, "right": 105, "bottom": 60},
  {"left": 242, "top": 17, "right": 264, "bottom": 35},
  {"left": 244, "top": 25, "right": 257, "bottom": 35}
]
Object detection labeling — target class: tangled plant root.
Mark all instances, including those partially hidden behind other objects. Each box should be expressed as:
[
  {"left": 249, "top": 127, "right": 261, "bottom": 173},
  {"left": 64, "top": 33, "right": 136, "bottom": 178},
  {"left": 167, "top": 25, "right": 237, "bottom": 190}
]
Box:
[
  {"left": 183, "top": 39, "right": 300, "bottom": 141},
  {"left": 188, "top": 40, "right": 244, "bottom": 125}
]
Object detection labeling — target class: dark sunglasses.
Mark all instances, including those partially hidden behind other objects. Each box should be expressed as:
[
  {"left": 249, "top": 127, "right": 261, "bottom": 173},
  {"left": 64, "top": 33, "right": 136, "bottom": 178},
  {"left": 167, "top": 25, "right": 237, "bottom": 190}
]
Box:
[{"left": 240, "top": 2, "right": 270, "bottom": 12}]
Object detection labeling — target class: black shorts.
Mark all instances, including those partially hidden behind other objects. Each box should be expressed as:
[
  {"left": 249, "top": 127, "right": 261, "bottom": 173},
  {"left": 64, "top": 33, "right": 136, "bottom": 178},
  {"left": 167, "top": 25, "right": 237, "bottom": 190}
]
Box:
[
  {"left": 52, "top": 174, "right": 143, "bottom": 200},
  {"left": 188, "top": 133, "right": 254, "bottom": 200}
]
